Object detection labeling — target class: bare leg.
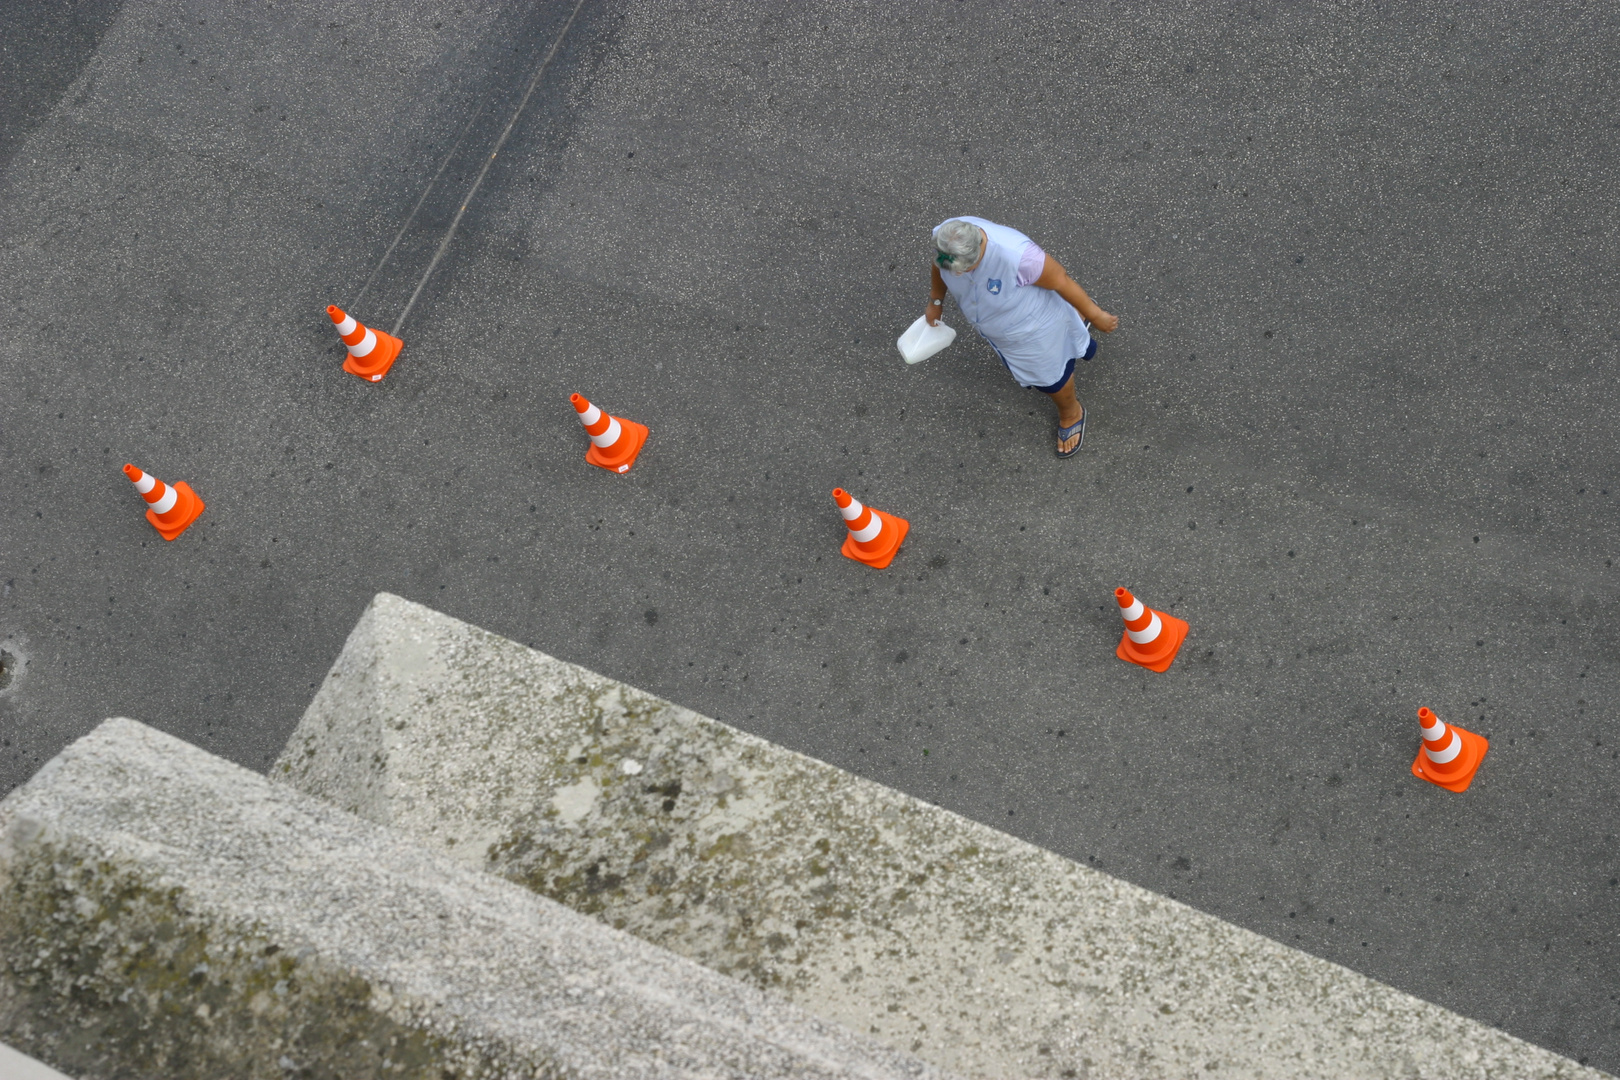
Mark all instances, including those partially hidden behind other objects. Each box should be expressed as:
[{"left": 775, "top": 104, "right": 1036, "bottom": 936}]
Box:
[{"left": 1046, "top": 373, "right": 1084, "bottom": 453}]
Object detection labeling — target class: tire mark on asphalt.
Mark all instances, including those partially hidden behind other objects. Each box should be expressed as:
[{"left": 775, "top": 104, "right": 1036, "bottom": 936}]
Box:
[
  {"left": 390, "top": 0, "right": 588, "bottom": 337},
  {"left": 349, "top": 81, "right": 499, "bottom": 311}
]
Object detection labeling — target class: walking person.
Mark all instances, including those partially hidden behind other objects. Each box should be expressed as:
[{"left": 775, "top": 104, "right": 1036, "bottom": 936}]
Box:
[{"left": 926, "top": 217, "right": 1118, "bottom": 456}]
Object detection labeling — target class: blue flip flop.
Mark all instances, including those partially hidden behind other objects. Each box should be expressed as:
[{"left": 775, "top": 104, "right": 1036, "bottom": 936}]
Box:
[{"left": 1056, "top": 408, "right": 1086, "bottom": 457}]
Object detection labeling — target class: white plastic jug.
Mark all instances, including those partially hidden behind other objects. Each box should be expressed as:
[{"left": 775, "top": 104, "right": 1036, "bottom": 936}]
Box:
[{"left": 896, "top": 315, "right": 957, "bottom": 365}]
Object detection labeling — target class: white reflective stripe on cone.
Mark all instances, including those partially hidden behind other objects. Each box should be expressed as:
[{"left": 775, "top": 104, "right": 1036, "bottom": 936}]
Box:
[
  {"left": 1120, "top": 598, "right": 1144, "bottom": 621},
  {"left": 578, "top": 404, "right": 602, "bottom": 426},
  {"left": 336, "top": 315, "right": 358, "bottom": 336},
  {"left": 1425, "top": 730, "right": 1463, "bottom": 764},
  {"left": 149, "top": 485, "right": 178, "bottom": 515},
  {"left": 850, "top": 514, "right": 882, "bottom": 543},
  {"left": 348, "top": 328, "right": 378, "bottom": 357},
  {"left": 132, "top": 472, "right": 156, "bottom": 494},
  {"left": 1419, "top": 715, "right": 1446, "bottom": 741},
  {"left": 1127, "top": 611, "right": 1163, "bottom": 644},
  {"left": 839, "top": 498, "right": 864, "bottom": 521},
  {"left": 590, "top": 417, "right": 622, "bottom": 448}
]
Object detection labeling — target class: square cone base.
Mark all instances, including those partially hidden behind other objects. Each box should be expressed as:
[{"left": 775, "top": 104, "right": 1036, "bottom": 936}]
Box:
[
  {"left": 585, "top": 420, "right": 649, "bottom": 474},
  {"left": 147, "top": 482, "right": 205, "bottom": 541},
  {"left": 1116, "top": 611, "right": 1189, "bottom": 673},
  {"left": 343, "top": 332, "right": 403, "bottom": 383},
  {"left": 840, "top": 510, "right": 909, "bottom": 569},
  {"left": 1411, "top": 726, "right": 1489, "bottom": 792}
]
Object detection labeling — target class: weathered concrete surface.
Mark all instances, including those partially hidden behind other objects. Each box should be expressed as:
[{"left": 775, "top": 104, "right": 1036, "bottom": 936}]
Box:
[
  {"left": 277, "top": 593, "right": 1609, "bottom": 1080},
  {"left": 7, "top": 1, "right": 1618, "bottom": 1066},
  {"left": 0, "top": 718, "right": 947, "bottom": 1080},
  {"left": 0, "top": 1040, "right": 75, "bottom": 1080}
]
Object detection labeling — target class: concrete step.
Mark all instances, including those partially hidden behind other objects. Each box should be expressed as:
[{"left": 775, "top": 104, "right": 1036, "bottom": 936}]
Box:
[
  {"left": 276, "top": 593, "right": 1609, "bottom": 1080},
  {"left": 0, "top": 718, "right": 948, "bottom": 1080},
  {"left": 0, "top": 1041, "right": 75, "bottom": 1080}
]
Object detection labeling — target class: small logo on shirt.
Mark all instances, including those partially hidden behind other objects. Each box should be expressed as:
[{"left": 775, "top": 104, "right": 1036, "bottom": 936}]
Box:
[{"left": 986, "top": 278, "right": 1002, "bottom": 295}]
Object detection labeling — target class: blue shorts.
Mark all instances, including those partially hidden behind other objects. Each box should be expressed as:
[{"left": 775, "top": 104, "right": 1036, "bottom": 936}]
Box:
[{"left": 1029, "top": 336, "right": 1098, "bottom": 395}]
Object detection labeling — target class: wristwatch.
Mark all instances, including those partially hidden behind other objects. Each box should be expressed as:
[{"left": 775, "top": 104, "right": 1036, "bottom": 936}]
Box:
[{"left": 930, "top": 299, "right": 942, "bottom": 306}]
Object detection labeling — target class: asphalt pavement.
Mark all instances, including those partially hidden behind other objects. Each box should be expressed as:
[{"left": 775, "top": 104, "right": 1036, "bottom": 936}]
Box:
[{"left": 2, "top": 0, "right": 1617, "bottom": 1071}]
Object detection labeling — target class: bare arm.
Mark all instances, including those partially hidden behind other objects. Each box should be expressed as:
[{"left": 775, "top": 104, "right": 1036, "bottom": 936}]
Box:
[
  {"left": 924, "top": 263, "right": 948, "bottom": 325},
  {"left": 1034, "top": 254, "right": 1118, "bottom": 332}
]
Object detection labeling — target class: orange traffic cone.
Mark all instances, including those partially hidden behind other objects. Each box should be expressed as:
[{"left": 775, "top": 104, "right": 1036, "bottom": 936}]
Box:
[
  {"left": 328, "top": 305, "right": 402, "bottom": 382},
  {"left": 1113, "top": 586, "right": 1188, "bottom": 672},
  {"left": 832, "top": 488, "right": 909, "bottom": 569},
  {"left": 570, "top": 393, "right": 648, "bottom": 473},
  {"left": 123, "top": 464, "right": 205, "bottom": 540},
  {"left": 1411, "top": 707, "right": 1488, "bottom": 792}
]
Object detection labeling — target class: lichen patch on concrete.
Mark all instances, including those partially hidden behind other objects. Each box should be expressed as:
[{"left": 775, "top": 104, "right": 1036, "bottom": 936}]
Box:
[
  {"left": 550, "top": 776, "right": 600, "bottom": 823},
  {"left": 276, "top": 594, "right": 1610, "bottom": 1080},
  {"left": 2, "top": 717, "right": 950, "bottom": 1080}
]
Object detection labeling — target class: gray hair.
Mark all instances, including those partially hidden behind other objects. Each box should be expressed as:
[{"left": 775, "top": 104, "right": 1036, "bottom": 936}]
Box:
[{"left": 934, "top": 219, "right": 983, "bottom": 274}]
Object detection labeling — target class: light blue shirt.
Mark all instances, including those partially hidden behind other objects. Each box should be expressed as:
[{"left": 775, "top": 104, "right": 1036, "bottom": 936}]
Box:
[{"left": 935, "top": 216, "right": 1091, "bottom": 388}]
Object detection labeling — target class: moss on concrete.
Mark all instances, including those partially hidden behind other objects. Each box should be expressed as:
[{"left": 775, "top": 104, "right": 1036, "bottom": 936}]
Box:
[
  {"left": 3, "top": 718, "right": 949, "bottom": 1080},
  {"left": 0, "top": 837, "right": 490, "bottom": 1080},
  {"left": 277, "top": 594, "right": 1611, "bottom": 1080}
]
